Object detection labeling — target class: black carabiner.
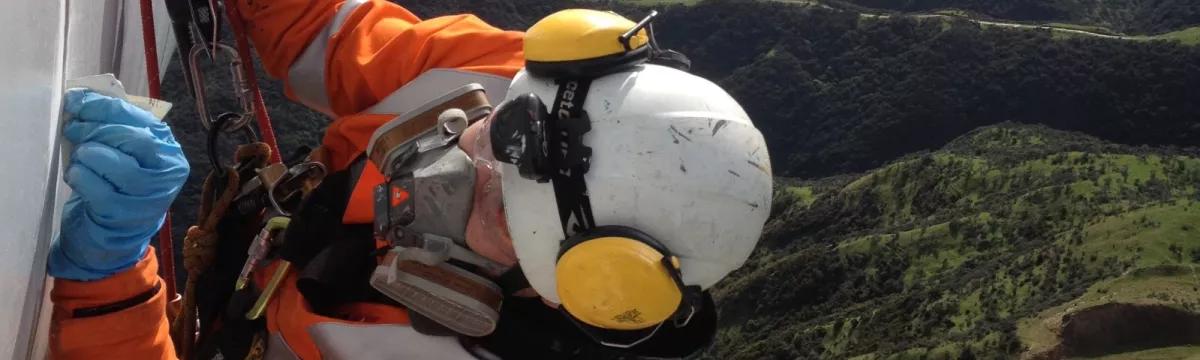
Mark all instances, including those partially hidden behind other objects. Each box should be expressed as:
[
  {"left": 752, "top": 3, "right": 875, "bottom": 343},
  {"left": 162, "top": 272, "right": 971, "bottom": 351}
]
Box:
[{"left": 207, "top": 112, "right": 258, "bottom": 180}]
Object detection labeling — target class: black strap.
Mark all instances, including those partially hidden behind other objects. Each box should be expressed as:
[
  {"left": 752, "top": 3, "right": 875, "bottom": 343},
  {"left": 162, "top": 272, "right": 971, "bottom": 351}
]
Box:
[
  {"left": 548, "top": 78, "right": 597, "bottom": 236},
  {"left": 278, "top": 164, "right": 355, "bottom": 267},
  {"left": 73, "top": 282, "right": 162, "bottom": 318},
  {"left": 495, "top": 265, "right": 531, "bottom": 294},
  {"left": 297, "top": 224, "right": 379, "bottom": 313}
]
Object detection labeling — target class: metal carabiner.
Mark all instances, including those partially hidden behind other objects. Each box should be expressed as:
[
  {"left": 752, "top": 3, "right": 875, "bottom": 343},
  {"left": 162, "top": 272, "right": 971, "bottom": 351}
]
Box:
[
  {"left": 266, "top": 162, "right": 328, "bottom": 216},
  {"left": 188, "top": 42, "right": 256, "bottom": 132}
]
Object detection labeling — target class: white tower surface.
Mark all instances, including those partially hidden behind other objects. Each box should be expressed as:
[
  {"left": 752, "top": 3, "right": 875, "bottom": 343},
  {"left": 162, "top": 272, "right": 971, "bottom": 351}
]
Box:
[{"left": 0, "top": 0, "right": 174, "bottom": 358}]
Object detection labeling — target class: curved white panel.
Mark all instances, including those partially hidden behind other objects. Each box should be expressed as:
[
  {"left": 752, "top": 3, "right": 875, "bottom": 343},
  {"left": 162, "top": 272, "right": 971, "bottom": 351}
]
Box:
[
  {"left": 0, "top": 1, "right": 66, "bottom": 359},
  {"left": 0, "top": 0, "right": 175, "bottom": 358}
]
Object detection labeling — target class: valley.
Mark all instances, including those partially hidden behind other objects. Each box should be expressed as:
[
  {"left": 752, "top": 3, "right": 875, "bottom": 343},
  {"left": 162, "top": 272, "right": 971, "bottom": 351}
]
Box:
[{"left": 156, "top": 0, "right": 1200, "bottom": 358}]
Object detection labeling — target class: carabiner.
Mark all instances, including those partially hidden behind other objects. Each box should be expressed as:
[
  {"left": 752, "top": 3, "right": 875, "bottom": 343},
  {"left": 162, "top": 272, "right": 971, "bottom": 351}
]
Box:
[
  {"left": 266, "top": 162, "right": 328, "bottom": 216},
  {"left": 206, "top": 111, "right": 257, "bottom": 184},
  {"left": 188, "top": 43, "right": 255, "bottom": 132}
]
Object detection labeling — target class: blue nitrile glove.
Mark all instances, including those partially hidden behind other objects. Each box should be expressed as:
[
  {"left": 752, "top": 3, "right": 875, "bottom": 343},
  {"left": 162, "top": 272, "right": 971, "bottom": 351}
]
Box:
[{"left": 48, "top": 89, "right": 190, "bottom": 281}]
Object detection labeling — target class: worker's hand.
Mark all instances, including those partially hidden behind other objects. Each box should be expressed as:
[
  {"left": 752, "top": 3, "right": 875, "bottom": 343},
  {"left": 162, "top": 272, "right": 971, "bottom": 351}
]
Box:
[{"left": 48, "top": 89, "right": 190, "bottom": 281}]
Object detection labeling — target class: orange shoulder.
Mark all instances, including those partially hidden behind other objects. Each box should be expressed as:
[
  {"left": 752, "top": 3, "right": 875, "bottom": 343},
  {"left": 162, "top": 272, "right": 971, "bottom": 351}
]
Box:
[{"left": 234, "top": 0, "right": 524, "bottom": 116}]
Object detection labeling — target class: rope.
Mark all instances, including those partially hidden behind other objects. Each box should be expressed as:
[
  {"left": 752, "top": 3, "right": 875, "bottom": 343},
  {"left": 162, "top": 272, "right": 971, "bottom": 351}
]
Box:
[
  {"left": 173, "top": 166, "right": 241, "bottom": 359},
  {"left": 140, "top": 0, "right": 179, "bottom": 300},
  {"left": 223, "top": 3, "right": 283, "bottom": 164},
  {"left": 171, "top": 143, "right": 271, "bottom": 359}
]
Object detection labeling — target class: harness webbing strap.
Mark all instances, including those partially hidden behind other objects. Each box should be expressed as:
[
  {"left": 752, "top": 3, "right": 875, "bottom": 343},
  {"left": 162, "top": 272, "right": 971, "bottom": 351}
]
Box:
[
  {"left": 139, "top": 0, "right": 178, "bottom": 300},
  {"left": 223, "top": 3, "right": 283, "bottom": 165}
]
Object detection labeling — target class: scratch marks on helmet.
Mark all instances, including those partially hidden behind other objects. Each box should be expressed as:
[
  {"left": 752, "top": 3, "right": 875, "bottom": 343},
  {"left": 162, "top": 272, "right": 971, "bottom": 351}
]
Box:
[
  {"left": 712, "top": 119, "right": 729, "bottom": 136},
  {"left": 746, "top": 159, "right": 769, "bottom": 175},
  {"left": 747, "top": 146, "right": 771, "bottom": 176},
  {"left": 668, "top": 125, "right": 692, "bottom": 144}
]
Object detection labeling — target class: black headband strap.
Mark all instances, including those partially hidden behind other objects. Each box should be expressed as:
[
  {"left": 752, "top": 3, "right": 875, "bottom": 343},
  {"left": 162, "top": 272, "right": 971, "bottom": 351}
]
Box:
[{"left": 548, "top": 78, "right": 596, "bottom": 236}]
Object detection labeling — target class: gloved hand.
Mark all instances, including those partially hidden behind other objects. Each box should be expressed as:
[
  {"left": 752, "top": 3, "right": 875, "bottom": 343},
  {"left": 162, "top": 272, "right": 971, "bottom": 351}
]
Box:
[{"left": 48, "top": 89, "right": 190, "bottom": 281}]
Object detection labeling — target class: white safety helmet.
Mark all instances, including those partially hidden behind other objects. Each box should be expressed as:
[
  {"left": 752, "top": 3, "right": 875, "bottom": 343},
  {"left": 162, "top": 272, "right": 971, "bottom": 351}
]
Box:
[
  {"left": 493, "top": 61, "right": 772, "bottom": 336},
  {"left": 479, "top": 8, "right": 771, "bottom": 351}
]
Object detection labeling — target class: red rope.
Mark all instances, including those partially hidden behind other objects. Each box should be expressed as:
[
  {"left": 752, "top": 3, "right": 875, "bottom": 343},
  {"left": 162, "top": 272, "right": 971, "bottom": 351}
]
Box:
[
  {"left": 139, "top": 0, "right": 178, "bottom": 298},
  {"left": 224, "top": 3, "right": 283, "bottom": 164}
]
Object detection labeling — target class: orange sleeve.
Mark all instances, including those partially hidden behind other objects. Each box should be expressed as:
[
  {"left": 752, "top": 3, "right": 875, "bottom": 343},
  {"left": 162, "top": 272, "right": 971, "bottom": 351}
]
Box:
[
  {"left": 234, "top": 0, "right": 524, "bottom": 116},
  {"left": 50, "top": 249, "right": 175, "bottom": 360}
]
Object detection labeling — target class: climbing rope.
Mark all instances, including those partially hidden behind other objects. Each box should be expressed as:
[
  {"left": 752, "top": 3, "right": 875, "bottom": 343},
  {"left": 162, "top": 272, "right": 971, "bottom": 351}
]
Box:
[{"left": 139, "top": 0, "right": 178, "bottom": 299}]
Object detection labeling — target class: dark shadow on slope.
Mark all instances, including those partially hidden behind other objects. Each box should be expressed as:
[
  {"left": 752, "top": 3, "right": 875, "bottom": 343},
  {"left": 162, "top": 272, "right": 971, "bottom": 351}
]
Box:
[{"left": 1060, "top": 303, "right": 1200, "bottom": 357}]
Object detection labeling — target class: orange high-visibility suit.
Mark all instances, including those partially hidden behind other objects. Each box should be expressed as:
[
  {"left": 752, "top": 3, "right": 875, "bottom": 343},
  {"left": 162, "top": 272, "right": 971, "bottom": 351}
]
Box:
[{"left": 50, "top": 0, "right": 523, "bottom": 358}]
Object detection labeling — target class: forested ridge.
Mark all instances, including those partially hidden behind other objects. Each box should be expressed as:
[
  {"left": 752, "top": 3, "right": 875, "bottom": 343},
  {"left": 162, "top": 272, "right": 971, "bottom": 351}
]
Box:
[
  {"left": 157, "top": 0, "right": 1200, "bottom": 358},
  {"left": 650, "top": 1, "right": 1200, "bottom": 178},
  {"left": 833, "top": 0, "right": 1200, "bottom": 34}
]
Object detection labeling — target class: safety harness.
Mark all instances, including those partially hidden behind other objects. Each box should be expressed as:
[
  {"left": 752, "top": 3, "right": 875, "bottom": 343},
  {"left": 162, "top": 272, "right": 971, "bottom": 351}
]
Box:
[{"left": 151, "top": 5, "right": 503, "bottom": 358}]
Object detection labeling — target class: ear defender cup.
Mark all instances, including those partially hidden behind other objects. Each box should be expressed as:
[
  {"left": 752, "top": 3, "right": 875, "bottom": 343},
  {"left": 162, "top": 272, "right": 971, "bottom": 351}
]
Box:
[{"left": 554, "top": 226, "right": 683, "bottom": 331}]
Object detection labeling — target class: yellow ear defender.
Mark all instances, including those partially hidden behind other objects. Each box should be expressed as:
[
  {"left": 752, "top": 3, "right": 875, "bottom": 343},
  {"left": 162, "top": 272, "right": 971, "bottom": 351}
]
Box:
[
  {"left": 557, "top": 237, "right": 681, "bottom": 330},
  {"left": 554, "top": 226, "right": 702, "bottom": 348}
]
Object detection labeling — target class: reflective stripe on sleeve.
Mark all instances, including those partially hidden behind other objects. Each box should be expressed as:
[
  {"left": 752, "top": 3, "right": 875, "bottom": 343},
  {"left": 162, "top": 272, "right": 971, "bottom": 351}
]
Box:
[
  {"left": 286, "top": 0, "right": 369, "bottom": 117},
  {"left": 308, "top": 323, "right": 477, "bottom": 359}
]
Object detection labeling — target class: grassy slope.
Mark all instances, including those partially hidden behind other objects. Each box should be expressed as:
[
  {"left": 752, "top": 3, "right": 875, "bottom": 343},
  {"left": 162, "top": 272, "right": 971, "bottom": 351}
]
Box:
[
  {"left": 1156, "top": 27, "right": 1200, "bottom": 46},
  {"left": 712, "top": 123, "right": 1200, "bottom": 359}
]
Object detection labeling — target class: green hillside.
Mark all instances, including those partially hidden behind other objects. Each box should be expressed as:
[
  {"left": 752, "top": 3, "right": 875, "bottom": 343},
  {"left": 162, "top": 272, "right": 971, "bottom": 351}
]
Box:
[{"left": 712, "top": 123, "right": 1200, "bottom": 359}]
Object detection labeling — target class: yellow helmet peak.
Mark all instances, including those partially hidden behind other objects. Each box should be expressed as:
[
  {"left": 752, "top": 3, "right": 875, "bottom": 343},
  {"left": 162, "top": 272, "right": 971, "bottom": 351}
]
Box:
[{"left": 524, "top": 9, "right": 650, "bottom": 63}]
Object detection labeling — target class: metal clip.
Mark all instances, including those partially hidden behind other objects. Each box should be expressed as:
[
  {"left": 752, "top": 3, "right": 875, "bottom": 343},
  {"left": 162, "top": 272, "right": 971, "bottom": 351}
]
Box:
[
  {"left": 235, "top": 217, "right": 291, "bottom": 291},
  {"left": 188, "top": 42, "right": 255, "bottom": 132},
  {"left": 267, "top": 162, "right": 328, "bottom": 216},
  {"left": 240, "top": 216, "right": 294, "bottom": 321},
  {"left": 192, "top": 0, "right": 224, "bottom": 57},
  {"left": 234, "top": 161, "right": 329, "bottom": 216},
  {"left": 247, "top": 260, "right": 291, "bottom": 320}
]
